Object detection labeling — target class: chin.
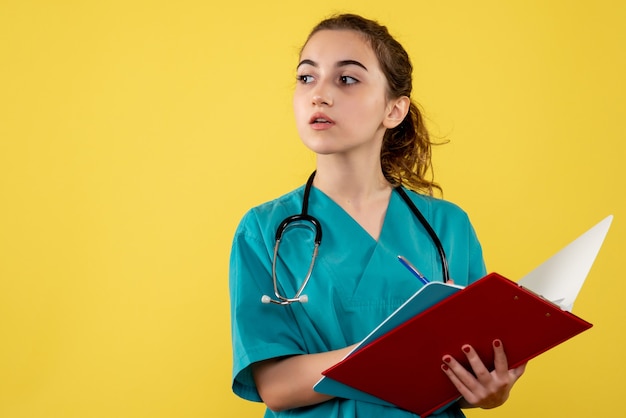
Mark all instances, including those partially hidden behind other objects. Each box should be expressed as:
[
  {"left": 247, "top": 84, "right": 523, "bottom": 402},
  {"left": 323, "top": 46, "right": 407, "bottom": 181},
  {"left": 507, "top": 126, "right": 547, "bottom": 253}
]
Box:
[{"left": 299, "top": 135, "right": 332, "bottom": 153}]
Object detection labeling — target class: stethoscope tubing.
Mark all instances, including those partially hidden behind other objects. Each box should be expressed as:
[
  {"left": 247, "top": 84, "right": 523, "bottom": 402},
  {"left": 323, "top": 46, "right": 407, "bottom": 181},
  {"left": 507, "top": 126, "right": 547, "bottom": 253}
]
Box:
[
  {"left": 394, "top": 186, "right": 450, "bottom": 283},
  {"left": 262, "top": 171, "right": 449, "bottom": 305}
]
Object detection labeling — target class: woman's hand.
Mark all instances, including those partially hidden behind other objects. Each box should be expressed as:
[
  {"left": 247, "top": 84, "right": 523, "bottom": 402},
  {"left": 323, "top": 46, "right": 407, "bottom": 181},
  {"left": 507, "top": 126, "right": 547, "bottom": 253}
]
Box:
[{"left": 441, "top": 339, "right": 526, "bottom": 410}]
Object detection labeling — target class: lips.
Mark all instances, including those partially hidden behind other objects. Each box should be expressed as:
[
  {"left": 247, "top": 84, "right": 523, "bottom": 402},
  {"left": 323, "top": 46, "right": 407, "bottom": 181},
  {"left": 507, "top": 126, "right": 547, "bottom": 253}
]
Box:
[{"left": 309, "top": 112, "right": 335, "bottom": 125}]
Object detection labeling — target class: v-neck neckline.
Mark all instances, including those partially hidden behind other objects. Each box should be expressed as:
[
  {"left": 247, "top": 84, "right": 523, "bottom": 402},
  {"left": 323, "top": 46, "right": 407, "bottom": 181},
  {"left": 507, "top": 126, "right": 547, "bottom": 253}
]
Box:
[{"left": 310, "top": 185, "right": 396, "bottom": 243}]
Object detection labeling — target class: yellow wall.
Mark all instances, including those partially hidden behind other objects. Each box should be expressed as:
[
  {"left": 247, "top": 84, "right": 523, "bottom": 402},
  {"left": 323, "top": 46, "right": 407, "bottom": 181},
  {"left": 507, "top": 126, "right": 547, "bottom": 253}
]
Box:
[{"left": 1, "top": 1, "right": 624, "bottom": 417}]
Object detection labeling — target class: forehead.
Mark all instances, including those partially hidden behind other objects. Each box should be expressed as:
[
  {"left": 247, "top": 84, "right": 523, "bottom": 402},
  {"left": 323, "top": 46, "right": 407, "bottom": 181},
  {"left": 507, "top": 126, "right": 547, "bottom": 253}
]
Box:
[{"left": 300, "top": 29, "right": 378, "bottom": 65}]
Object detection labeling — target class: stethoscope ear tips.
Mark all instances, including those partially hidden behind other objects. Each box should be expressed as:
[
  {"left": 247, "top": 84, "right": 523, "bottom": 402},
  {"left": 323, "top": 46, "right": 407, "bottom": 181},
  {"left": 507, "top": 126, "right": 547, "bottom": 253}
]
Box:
[
  {"left": 261, "top": 295, "right": 271, "bottom": 304},
  {"left": 298, "top": 295, "right": 309, "bottom": 303}
]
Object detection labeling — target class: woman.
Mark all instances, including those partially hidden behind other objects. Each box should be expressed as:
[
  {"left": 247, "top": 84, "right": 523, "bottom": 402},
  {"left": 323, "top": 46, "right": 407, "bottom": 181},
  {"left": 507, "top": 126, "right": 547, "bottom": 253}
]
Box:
[{"left": 229, "top": 13, "right": 525, "bottom": 417}]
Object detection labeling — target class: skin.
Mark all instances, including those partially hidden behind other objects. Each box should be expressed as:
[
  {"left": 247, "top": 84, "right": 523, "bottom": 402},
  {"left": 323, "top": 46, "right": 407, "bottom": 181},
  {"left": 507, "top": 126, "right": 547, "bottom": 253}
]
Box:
[
  {"left": 292, "top": 29, "right": 408, "bottom": 240},
  {"left": 252, "top": 28, "right": 525, "bottom": 413},
  {"left": 443, "top": 340, "right": 526, "bottom": 410}
]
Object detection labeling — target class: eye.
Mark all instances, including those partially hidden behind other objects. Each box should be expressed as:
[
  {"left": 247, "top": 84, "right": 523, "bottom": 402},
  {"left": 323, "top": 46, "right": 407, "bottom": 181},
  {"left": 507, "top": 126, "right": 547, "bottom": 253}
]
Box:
[
  {"left": 297, "top": 75, "right": 314, "bottom": 84},
  {"left": 340, "top": 75, "right": 358, "bottom": 85}
]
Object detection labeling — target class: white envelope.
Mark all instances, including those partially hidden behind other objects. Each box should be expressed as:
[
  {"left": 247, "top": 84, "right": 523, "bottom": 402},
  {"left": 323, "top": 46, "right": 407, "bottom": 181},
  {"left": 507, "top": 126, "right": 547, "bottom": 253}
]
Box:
[{"left": 518, "top": 215, "right": 613, "bottom": 311}]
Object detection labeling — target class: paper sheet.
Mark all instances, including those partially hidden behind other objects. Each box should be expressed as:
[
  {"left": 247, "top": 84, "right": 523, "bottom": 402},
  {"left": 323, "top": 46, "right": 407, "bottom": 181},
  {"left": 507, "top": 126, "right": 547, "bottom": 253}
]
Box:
[{"left": 518, "top": 215, "right": 613, "bottom": 311}]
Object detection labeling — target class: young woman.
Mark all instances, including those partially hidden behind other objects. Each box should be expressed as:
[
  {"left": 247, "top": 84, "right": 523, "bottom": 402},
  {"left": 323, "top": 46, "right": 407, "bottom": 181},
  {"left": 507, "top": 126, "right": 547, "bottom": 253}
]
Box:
[{"left": 229, "top": 13, "right": 525, "bottom": 417}]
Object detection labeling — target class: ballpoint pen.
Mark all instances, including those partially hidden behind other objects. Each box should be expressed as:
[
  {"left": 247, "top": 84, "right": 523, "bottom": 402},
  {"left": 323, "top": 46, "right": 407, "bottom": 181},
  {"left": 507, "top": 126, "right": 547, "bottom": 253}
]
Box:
[{"left": 397, "top": 255, "right": 430, "bottom": 286}]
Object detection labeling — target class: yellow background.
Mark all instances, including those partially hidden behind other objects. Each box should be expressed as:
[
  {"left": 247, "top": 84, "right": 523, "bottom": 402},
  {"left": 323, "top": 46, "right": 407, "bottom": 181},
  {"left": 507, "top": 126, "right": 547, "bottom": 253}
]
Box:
[{"left": 1, "top": 1, "right": 624, "bottom": 417}]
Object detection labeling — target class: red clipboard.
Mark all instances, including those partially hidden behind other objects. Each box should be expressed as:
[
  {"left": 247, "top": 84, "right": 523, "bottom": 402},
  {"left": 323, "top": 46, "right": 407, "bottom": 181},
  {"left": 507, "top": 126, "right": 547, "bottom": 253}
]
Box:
[{"left": 321, "top": 273, "right": 592, "bottom": 417}]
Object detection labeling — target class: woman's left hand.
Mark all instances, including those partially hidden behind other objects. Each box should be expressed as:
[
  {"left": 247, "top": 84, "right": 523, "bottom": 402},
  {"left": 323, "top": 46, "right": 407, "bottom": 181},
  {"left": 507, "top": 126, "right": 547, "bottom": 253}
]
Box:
[{"left": 441, "top": 339, "right": 526, "bottom": 410}]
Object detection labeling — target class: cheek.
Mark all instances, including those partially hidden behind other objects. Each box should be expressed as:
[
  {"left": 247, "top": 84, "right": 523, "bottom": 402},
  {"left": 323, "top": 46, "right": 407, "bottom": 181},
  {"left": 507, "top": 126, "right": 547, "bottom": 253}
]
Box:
[
  {"left": 292, "top": 98, "right": 306, "bottom": 125},
  {"left": 345, "top": 97, "right": 386, "bottom": 126},
  {"left": 292, "top": 96, "right": 311, "bottom": 135}
]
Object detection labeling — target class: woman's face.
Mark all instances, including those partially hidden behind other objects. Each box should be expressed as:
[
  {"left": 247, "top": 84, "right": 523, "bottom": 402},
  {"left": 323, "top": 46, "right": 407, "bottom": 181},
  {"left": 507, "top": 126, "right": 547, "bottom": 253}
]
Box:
[{"left": 293, "top": 29, "right": 397, "bottom": 158}]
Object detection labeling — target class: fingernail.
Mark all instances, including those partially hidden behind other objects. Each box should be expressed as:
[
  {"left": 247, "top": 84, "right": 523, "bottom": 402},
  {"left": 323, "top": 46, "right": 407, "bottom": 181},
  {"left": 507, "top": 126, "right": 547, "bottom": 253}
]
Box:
[
  {"left": 442, "top": 364, "right": 449, "bottom": 371},
  {"left": 443, "top": 356, "right": 451, "bottom": 363},
  {"left": 494, "top": 339, "right": 501, "bottom": 348},
  {"left": 463, "top": 346, "right": 471, "bottom": 353}
]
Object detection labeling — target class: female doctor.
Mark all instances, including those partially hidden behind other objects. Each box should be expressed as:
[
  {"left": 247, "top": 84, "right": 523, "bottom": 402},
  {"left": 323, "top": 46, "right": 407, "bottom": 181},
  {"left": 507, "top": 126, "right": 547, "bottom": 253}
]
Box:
[{"left": 229, "top": 13, "right": 526, "bottom": 418}]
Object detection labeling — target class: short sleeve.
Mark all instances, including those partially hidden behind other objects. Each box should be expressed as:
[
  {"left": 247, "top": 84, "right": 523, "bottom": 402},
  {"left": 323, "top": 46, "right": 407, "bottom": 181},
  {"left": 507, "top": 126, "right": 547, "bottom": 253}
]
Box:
[
  {"left": 229, "top": 210, "right": 308, "bottom": 401},
  {"left": 465, "top": 219, "right": 487, "bottom": 284}
]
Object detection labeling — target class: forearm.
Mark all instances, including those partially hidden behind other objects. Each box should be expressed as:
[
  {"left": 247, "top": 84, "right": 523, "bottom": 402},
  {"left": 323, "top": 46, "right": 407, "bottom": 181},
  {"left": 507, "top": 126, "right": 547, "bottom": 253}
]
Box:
[{"left": 252, "top": 345, "right": 356, "bottom": 412}]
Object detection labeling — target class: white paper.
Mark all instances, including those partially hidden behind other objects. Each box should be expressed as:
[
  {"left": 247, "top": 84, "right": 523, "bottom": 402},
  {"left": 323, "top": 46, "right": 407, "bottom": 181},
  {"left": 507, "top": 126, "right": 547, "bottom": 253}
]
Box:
[{"left": 518, "top": 215, "right": 613, "bottom": 311}]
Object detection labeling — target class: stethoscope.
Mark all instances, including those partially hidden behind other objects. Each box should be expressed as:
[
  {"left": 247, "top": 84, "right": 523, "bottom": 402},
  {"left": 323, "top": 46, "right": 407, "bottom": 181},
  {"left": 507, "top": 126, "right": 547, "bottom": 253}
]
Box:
[{"left": 261, "top": 171, "right": 449, "bottom": 305}]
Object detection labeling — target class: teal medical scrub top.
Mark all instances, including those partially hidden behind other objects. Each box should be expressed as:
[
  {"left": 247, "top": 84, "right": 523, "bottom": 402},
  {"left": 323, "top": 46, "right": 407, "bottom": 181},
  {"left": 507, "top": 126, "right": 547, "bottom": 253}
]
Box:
[{"left": 229, "top": 185, "right": 487, "bottom": 418}]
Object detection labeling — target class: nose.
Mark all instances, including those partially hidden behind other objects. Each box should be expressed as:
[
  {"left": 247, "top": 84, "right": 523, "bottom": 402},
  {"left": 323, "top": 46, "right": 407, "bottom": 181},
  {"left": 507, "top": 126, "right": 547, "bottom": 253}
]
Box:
[
  {"left": 311, "top": 83, "right": 333, "bottom": 106},
  {"left": 312, "top": 94, "right": 332, "bottom": 106}
]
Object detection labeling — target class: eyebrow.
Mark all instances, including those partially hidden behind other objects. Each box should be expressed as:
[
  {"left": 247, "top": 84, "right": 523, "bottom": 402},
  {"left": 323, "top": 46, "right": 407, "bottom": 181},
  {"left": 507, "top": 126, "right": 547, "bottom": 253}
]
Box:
[{"left": 296, "top": 59, "right": 368, "bottom": 71}]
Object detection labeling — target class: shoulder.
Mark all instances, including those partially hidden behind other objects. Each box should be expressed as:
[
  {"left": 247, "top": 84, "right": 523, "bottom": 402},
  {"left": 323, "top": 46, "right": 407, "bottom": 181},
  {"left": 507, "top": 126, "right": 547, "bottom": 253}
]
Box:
[
  {"left": 250, "top": 186, "right": 305, "bottom": 217},
  {"left": 400, "top": 188, "right": 471, "bottom": 223},
  {"left": 234, "top": 186, "right": 305, "bottom": 238}
]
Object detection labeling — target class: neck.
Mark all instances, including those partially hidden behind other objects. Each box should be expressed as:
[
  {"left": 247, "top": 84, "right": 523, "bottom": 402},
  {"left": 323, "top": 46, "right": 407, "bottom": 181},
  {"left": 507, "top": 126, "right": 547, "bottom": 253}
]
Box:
[
  {"left": 312, "top": 161, "right": 393, "bottom": 206},
  {"left": 311, "top": 162, "right": 393, "bottom": 241}
]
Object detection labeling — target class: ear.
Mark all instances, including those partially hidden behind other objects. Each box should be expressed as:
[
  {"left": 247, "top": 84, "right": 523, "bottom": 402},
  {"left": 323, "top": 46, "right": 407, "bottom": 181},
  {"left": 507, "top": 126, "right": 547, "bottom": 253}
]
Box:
[{"left": 383, "top": 96, "right": 410, "bottom": 129}]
